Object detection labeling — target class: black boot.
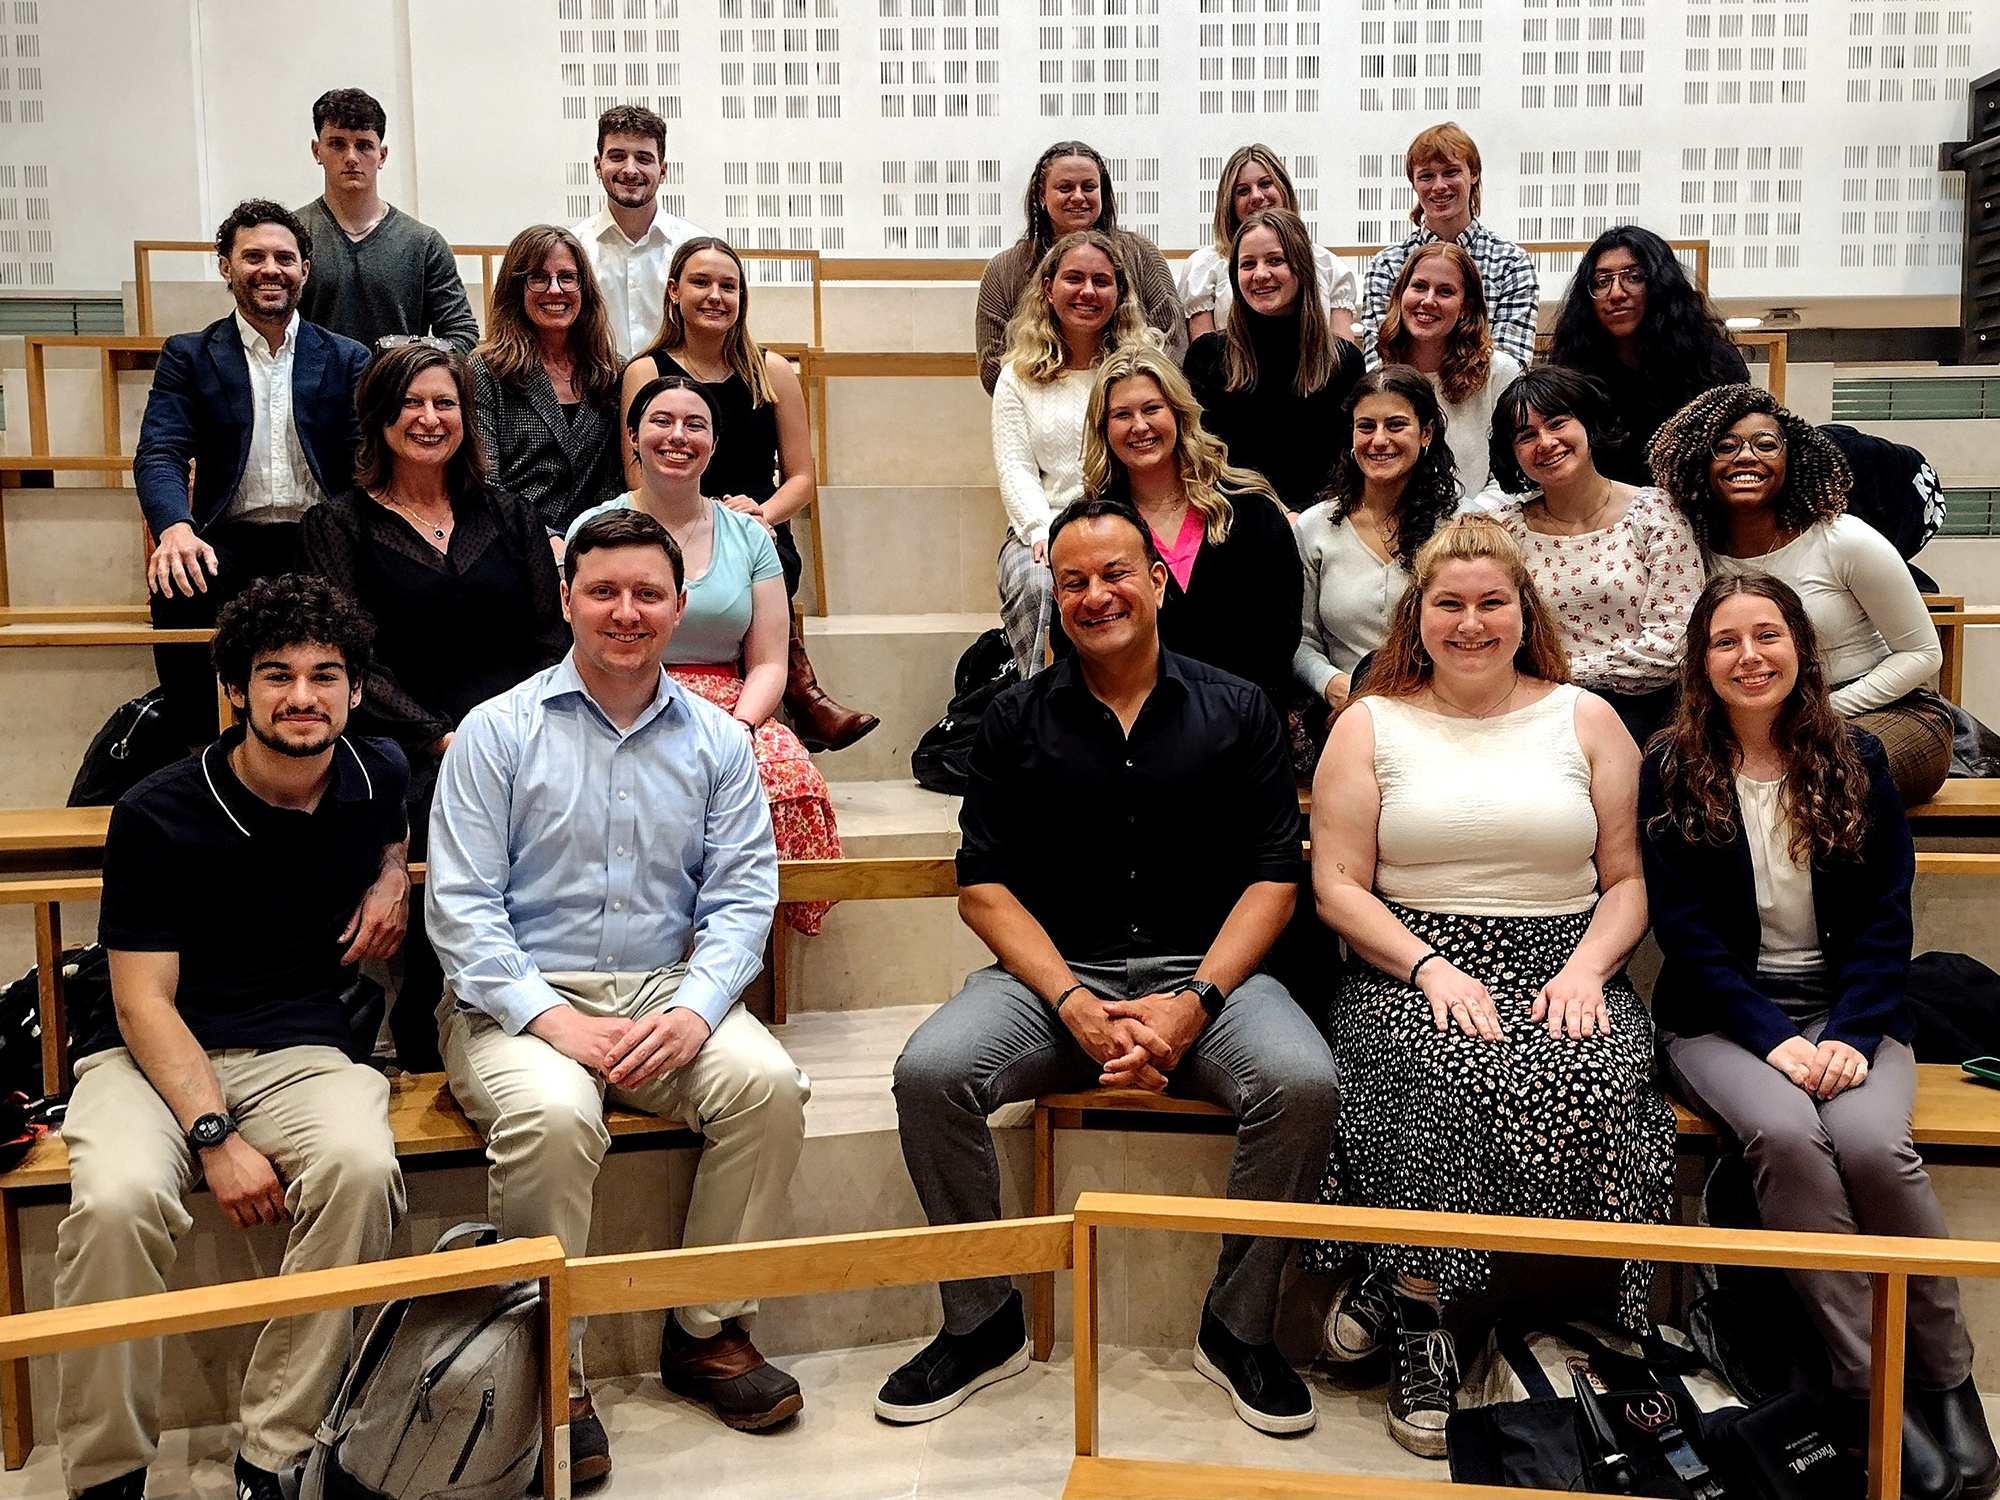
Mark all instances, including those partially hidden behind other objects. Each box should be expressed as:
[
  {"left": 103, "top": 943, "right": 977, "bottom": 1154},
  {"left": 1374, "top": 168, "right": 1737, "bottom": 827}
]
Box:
[
  {"left": 1835, "top": 1394, "right": 1963, "bottom": 1500},
  {"left": 1918, "top": 1378, "right": 2000, "bottom": 1499}
]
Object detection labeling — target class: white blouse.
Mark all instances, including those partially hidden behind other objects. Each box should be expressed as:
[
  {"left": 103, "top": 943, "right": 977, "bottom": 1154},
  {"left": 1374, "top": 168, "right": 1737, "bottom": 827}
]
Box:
[
  {"left": 990, "top": 364, "right": 1094, "bottom": 549},
  {"left": 1709, "top": 514, "right": 1942, "bottom": 717},
  {"left": 1177, "top": 243, "right": 1358, "bottom": 326},
  {"left": 1293, "top": 501, "right": 1410, "bottom": 695},
  {"left": 1735, "top": 774, "right": 1824, "bottom": 975},
  {"left": 1425, "top": 351, "right": 1523, "bottom": 504}
]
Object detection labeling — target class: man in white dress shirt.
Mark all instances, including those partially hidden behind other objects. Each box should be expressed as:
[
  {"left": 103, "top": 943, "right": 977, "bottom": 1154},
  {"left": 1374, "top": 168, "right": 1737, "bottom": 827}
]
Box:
[{"left": 570, "top": 105, "right": 706, "bottom": 362}]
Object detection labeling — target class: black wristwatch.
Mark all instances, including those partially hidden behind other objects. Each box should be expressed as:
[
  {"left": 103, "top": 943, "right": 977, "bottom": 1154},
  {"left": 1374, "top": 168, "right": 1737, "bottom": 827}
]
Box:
[
  {"left": 186, "top": 1111, "right": 238, "bottom": 1153},
  {"left": 1181, "top": 980, "right": 1226, "bottom": 1019}
]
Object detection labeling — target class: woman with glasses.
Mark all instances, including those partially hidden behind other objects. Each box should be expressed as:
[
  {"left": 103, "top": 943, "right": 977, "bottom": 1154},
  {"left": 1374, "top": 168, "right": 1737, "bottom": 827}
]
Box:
[
  {"left": 1650, "top": 385, "right": 1950, "bottom": 805},
  {"left": 468, "top": 225, "right": 628, "bottom": 533},
  {"left": 1546, "top": 226, "right": 1749, "bottom": 487}
]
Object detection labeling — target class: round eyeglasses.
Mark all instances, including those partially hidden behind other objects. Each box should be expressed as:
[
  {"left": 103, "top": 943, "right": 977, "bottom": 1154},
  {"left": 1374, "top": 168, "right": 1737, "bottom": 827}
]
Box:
[{"left": 1710, "top": 432, "right": 1787, "bottom": 460}]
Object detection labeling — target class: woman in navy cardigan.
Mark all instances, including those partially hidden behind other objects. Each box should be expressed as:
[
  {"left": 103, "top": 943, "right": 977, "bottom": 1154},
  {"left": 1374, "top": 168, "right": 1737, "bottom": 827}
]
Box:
[{"left": 1640, "top": 573, "right": 1995, "bottom": 1500}]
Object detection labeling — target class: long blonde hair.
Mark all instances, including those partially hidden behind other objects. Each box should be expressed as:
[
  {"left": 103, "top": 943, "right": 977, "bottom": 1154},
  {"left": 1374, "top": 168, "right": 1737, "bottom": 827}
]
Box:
[
  {"left": 1081, "top": 345, "right": 1280, "bottom": 546},
  {"left": 998, "top": 230, "right": 1152, "bottom": 386},
  {"left": 1355, "top": 514, "right": 1572, "bottom": 701},
  {"left": 639, "top": 236, "right": 777, "bottom": 407},
  {"left": 1375, "top": 242, "right": 1493, "bottom": 405},
  {"left": 473, "top": 225, "right": 620, "bottom": 404},
  {"left": 1209, "top": 144, "right": 1300, "bottom": 255}
]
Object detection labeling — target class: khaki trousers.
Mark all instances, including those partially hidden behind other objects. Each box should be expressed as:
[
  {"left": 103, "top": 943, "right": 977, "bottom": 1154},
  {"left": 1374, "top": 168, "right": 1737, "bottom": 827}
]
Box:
[
  {"left": 55, "top": 1045, "right": 404, "bottom": 1492},
  {"left": 441, "top": 969, "right": 808, "bottom": 1391}
]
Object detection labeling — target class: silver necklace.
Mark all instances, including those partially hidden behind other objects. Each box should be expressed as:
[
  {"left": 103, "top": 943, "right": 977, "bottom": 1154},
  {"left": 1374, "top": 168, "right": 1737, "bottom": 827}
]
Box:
[
  {"left": 1432, "top": 672, "right": 1521, "bottom": 720},
  {"left": 379, "top": 491, "right": 451, "bottom": 542},
  {"left": 1537, "top": 482, "right": 1617, "bottom": 536}
]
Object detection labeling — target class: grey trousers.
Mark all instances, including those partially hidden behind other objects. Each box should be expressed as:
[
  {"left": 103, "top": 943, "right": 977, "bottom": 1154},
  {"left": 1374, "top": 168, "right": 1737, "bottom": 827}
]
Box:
[
  {"left": 996, "top": 535, "right": 1054, "bottom": 680},
  {"left": 1663, "top": 1022, "right": 1972, "bottom": 1395},
  {"left": 893, "top": 958, "right": 1340, "bottom": 1344}
]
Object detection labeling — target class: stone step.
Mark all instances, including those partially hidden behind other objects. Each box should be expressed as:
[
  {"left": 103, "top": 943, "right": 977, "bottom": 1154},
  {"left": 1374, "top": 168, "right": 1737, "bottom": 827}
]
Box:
[
  {"left": 816, "top": 485, "right": 1005, "bottom": 617},
  {"left": 803, "top": 611, "right": 997, "bottom": 785}
]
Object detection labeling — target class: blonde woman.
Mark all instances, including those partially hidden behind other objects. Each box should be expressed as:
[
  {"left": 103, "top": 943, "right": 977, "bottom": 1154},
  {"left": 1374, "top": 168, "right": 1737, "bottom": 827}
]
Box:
[
  {"left": 622, "top": 236, "right": 876, "bottom": 751},
  {"left": 990, "top": 229, "right": 1153, "bottom": 677},
  {"left": 1069, "top": 344, "right": 1301, "bottom": 709},
  {"left": 469, "top": 224, "right": 626, "bottom": 531},
  {"left": 1179, "top": 144, "right": 1357, "bottom": 344}
]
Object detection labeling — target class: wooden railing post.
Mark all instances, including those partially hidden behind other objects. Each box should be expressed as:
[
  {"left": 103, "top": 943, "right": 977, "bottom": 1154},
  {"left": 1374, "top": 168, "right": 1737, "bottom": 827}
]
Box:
[
  {"left": 1869, "top": 1272, "right": 1909, "bottom": 1500},
  {"left": 541, "top": 1266, "right": 572, "bottom": 1500},
  {"left": 1073, "top": 1218, "right": 1099, "bottom": 1458},
  {"left": 33, "top": 899, "right": 66, "bottom": 1099}
]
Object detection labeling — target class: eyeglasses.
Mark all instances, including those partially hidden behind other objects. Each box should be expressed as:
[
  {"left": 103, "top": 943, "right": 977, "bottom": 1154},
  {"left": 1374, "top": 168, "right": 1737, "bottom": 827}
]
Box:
[
  {"left": 1710, "top": 432, "right": 1787, "bottom": 460},
  {"left": 1588, "top": 268, "right": 1648, "bottom": 298},
  {"left": 524, "top": 271, "right": 581, "bottom": 292}
]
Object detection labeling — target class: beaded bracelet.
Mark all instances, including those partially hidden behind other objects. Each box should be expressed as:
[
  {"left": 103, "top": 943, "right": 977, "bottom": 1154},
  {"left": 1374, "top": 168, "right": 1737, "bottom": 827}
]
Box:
[{"left": 1409, "top": 951, "right": 1443, "bottom": 986}]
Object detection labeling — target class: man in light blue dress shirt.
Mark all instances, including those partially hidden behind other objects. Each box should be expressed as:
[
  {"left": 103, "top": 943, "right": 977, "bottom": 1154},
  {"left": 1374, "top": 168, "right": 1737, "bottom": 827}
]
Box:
[{"left": 427, "top": 509, "right": 810, "bottom": 1481}]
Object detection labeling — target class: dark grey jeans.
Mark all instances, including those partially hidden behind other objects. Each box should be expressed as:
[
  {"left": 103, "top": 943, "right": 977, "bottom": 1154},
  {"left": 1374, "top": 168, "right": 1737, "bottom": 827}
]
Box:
[
  {"left": 893, "top": 957, "right": 1340, "bottom": 1344},
  {"left": 1664, "top": 1019, "right": 1972, "bottom": 1395}
]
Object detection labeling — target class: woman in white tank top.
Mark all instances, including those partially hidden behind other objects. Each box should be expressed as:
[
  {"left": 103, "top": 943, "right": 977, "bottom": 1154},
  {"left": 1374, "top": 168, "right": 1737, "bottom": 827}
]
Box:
[{"left": 1301, "top": 515, "right": 1675, "bottom": 1460}]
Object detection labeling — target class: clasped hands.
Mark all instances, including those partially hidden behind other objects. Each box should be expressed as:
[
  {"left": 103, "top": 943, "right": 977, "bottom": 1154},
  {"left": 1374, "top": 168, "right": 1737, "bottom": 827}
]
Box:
[
  {"left": 1061, "top": 987, "right": 1207, "bottom": 1091},
  {"left": 528, "top": 1003, "right": 712, "bottom": 1088},
  {"left": 1415, "top": 956, "right": 1611, "bottom": 1041},
  {"left": 1765, "top": 1034, "right": 1868, "bottom": 1100}
]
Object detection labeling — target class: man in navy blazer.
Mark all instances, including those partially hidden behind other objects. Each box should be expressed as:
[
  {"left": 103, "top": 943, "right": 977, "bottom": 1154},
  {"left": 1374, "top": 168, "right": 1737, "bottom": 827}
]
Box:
[{"left": 136, "top": 198, "right": 373, "bottom": 747}]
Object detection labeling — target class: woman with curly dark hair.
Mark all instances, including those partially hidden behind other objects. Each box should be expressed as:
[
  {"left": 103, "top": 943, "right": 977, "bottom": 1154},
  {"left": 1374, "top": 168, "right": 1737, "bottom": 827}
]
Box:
[
  {"left": 1640, "top": 574, "right": 1996, "bottom": 1499},
  {"left": 1548, "top": 227, "right": 1749, "bottom": 487},
  {"left": 1650, "top": 384, "right": 1949, "bottom": 804},
  {"left": 1293, "top": 367, "right": 1457, "bottom": 716},
  {"left": 1489, "top": 365, "right": 1701, "bottom": 748}
]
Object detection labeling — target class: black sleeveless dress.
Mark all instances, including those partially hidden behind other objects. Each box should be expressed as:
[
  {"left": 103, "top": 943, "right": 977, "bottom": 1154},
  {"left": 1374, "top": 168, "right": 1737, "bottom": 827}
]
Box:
[{"left": 656, "top": 353, "right": 804, "bottom": 596}]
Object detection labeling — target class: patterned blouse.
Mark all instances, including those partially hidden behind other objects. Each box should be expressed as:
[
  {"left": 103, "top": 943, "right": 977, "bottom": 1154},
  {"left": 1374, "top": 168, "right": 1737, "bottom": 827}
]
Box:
[{"left": 1497, "top": 485, "right": 1701, "bottom": 695}]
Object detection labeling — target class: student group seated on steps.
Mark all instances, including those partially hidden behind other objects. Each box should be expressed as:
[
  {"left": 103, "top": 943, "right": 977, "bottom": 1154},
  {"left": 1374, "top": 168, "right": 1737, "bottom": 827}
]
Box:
[{"left": 15, "top": 69, "right": 2000, "bottom": 1500}]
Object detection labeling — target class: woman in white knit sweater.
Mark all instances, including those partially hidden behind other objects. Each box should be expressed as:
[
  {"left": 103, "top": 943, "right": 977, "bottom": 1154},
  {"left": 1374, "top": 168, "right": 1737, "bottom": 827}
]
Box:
[{"left": 990, "top": 228, "right": 1154, "bottom": 676}]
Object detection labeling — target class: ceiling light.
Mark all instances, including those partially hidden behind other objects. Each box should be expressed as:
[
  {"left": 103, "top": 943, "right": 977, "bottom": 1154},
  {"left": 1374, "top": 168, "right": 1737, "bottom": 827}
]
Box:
[{"left": 1725, "top": 316, "right": 1763, "bottom": 330}]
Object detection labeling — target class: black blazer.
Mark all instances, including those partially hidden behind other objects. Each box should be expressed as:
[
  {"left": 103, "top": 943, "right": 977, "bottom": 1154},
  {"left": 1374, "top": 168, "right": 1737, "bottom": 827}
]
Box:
[
  {"left": 133, "top": 314, "right": 371, "bottom": 537},
  {"left": 470, "top": 356, "right": 626, "bottom": 533},
  {"left": 1638, "top": 729, "right": 1915, "bottom": 1061}
]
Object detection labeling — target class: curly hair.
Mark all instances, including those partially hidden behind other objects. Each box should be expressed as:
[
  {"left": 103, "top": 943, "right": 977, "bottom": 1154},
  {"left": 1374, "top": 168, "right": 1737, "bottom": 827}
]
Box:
[
  {"left": 215, "top": 199, "right": 312, "bottom": 263},
  {"left": 595, "top": 103, "right": 667, "bottom": 156},
  {"left": 999, "top": 230, "right": 1153, "bottom": 385},
  {"left": 472, "top": 225, "right": 621, "bottom": 405},
  {"left": 640, "top": 237, "right": 779, "bottom": 408},
  {"left": 1648, "top": 573, "right": 1872, "bottom": 864},
  {"left": 1486, "top": 364, "right": 1627, "bottom": 496},
  {"left": 1647, "top": 384, "right": 1850, "bottom": 549},
  {"left": 1017, "top": 141, "right": 1119, "bottom": 260},
  {"left": 212, "top": 573, "right": 375, "bottom": 697},
  {"left": 1547, "top": 226, "right": 1742, "bottom": 410},
  {"left": 1354, "top": 514, "right": 1572, "bottom": 702},
  {"left": 1375, "top": 243, "right": 1492, "bottom": 404},
  {"left": 1208, "top": 144, "right": 1299, "bottom": 254},
  {"left": 1317, "top": 365, "right": 1459, "bottom": 571},
  {"left": 352, "top": 343, "right": 490, "bottom": 501},
  {"left": 1222, "top": 208, "right": 1337, "bottom": 398},
  {"left": 1081, "top": 344, "right": 1281, "bottom": 545},
  {"left": 312, "top": 87, "right": 387, "bottom": 139}
]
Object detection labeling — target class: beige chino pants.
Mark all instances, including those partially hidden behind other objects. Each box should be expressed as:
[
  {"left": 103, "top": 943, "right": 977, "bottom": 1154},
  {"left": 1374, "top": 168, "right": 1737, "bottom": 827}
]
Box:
[
  {"left": 55, "top": 1045, "right": 405, "bottom": 1492},
  {"left": 441, "top": 969, "right": 808, "bottom": 1393}
]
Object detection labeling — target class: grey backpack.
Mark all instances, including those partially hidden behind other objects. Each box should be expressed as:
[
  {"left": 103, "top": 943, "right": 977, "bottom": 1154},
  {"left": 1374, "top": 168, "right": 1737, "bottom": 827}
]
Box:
[{"left": 299, "top": 1224, "right": 545, "bottom": 1500}]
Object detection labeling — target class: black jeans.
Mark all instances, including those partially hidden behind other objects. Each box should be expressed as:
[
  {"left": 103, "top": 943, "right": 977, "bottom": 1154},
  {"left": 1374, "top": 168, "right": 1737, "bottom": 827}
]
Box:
[{"left": 149, "top": 520, "right": 301, "bottom": 746}]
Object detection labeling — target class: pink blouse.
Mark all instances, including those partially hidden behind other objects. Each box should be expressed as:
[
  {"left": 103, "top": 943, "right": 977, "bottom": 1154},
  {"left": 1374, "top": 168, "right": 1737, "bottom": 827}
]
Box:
[{"left": 1153, "top": 508, "right": 1205, "bottom": 593}]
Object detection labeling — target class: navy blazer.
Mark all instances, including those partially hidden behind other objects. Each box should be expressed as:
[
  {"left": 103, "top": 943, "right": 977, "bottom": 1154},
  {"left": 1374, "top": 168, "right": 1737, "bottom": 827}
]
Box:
[
  {"left": 133, "top": 314, "right": 372, "bottom": 538},
  {"left": 1638, "top": 729, "right": 1915, "bottom": 1062}
]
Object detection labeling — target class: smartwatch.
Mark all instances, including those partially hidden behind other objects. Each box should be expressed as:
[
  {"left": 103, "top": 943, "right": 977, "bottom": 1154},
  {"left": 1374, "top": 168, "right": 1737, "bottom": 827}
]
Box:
[
  {"left": 1181, "top": 980, "right": 1226, "bottom": 1019},
  {"left": 186, "top": 1111, "right": 238, "bottom": 1153}
]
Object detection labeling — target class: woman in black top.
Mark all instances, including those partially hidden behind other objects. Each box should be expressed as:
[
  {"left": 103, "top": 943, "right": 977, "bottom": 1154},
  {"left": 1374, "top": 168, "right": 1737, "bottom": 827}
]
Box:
[
  {"left": 468, "top": 224, "right": 626, "bottom": 532},
  {"left": 1184, "top": 208, "right": 1364, "bottom": 516},
  {"left": 1064, "top": 343, "right": 1302, "bottom": 711},
  {"left": 1546, "top": 226, "right": 1749, "bottom": 487},
  {"left": 301, "top": 342, "right": 568, "bottom": 1071}
]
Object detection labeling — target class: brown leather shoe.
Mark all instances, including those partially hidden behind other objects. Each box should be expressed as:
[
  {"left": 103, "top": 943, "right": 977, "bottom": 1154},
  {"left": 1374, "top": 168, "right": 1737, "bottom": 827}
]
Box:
[
  {"left": 785, "top": 609, "right": 879, "bottom": 752},
  {"left": 660, "top": 1314, "right": 804, "bottom": 1430},
  {"left": 569, "top": 1393, "right": 611, "bottom": 1488}
]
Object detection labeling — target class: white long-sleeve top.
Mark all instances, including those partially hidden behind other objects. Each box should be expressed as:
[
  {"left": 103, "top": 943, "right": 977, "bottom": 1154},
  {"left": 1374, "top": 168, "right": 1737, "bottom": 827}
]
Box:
[
  {"left": 1709, "top": 514, "right": 1942, "bottom": 717},
  {"left": 990, "top": 364, "right": 1094, "bottom": 548},
  {"left": 1293, "top": 501, "right": 1410, "bottom": 696},
  {"left": 1177, "top": 243, "right": 1359, "bottom": 326}
]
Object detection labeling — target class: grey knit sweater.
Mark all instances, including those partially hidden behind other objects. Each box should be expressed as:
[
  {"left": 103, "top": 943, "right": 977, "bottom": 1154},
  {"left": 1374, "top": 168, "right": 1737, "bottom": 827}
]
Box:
[{"left": 295, "top": 199, "right": 482, "bottom": 354}]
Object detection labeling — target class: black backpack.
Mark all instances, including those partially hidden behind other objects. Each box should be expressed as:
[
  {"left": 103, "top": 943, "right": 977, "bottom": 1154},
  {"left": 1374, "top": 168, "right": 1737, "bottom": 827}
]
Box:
[
  {"left": 0, "top": 944, "right": 112, "bottom": 1099},
  {"left": 1817, "top": 424, "right": 1945, "bottom": 563},
  {"left": 67, "top": 689, "right": 184, "bottom": 807},
  {"left": 1904, "top": 951, "right": 2000, "bottom": 1065},
  {"left": 911, "top": 628, "right": 1019, "bottom": 796}
]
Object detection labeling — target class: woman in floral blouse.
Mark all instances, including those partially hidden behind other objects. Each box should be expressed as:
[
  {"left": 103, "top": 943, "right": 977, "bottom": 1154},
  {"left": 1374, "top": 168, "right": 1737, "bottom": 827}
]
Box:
[{"left": 1488, "top": 365, "right": 1700, "bottom": 748}]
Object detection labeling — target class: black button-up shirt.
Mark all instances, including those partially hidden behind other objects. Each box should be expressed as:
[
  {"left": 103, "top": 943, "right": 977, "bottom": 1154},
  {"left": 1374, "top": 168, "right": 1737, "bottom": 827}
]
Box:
[{"left": 956, "top": 650, "right": 1302, "bottom": 965}]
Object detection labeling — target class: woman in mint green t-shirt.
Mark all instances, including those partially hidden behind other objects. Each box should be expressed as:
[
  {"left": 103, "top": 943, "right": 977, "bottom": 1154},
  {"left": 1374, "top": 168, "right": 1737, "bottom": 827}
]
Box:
[{"left": 569, "top": 375, "right": 843, "bottom": 934}]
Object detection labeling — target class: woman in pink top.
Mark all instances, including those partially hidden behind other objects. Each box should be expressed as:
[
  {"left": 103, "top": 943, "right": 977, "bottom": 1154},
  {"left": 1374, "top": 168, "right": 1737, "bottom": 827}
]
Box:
[
  {"left": 1062, "top": 344, "right": 1302, "bottom": 712},
  {"left": 1488, "top": 365, "right": 1700, "bottom": 748}
]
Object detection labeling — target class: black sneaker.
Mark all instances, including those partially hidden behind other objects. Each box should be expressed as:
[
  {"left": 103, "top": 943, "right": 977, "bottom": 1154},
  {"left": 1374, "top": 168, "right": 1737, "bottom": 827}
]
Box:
[
  {"left": 232, "top": 1455, "right": 286, "bottom": 1500},
  {"left": 874, "top": 1289, "right": 1030, "bottom": 1423},
  {"left": 1193, "top": 1296, "right": 1317, "bottom": 1435},
  {"left": 1387, "top": 1293, "right": 1459, "bottom": 1458},
  {"left": 77, "top": 1471, "right": 145, "bottom": 1500},
  {"left": 1322, "top": 1266, "right": 1395, "bottom": 1365}
]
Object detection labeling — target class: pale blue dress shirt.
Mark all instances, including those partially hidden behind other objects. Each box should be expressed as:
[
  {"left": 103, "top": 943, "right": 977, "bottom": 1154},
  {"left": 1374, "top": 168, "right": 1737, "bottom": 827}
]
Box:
[{"left": 425, "top": 651, "right": 778, "bottom": 1034}]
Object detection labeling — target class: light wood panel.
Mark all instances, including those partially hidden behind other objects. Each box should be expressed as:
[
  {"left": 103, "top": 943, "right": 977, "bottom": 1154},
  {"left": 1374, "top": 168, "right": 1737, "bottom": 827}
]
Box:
[
  {"left": 1916, "top": 853, "right": 2000, "bottom": 876},
  {"left": 1869, "top": 1273, "right": 1908, "bottom": 1500},
  {"left": 1909, "top": 780, "right": 2000, "bottom": 819},
  {"left": 776, "top": 856, "right": 959, "bottom": 903},
  {"left": 1063, "top": 1457, "right": 1574, "bottom": 1500},
  {"left": 0, "top": 625, "right": 210, "bottom": 647}
]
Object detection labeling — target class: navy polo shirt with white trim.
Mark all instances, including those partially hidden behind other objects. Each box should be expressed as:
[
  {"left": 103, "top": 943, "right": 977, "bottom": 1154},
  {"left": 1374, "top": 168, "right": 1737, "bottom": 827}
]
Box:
[{"left": 91, "top": 726, "right": 409, "bottom": 1058}]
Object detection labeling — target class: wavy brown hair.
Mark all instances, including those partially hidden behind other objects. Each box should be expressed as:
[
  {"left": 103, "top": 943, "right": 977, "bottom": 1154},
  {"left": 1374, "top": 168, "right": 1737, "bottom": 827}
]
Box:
[
  {"left": 352, "top": 343, "right": 489, "bottom": 501},
  {"left": 999, "top": 230, "right": 1153, "bottom": 385},
  {"left": 1222, "top": 208, "right": 1337, "bottom": 398},
  {"left": 1317, "top": 365, "right": 1459, "bottom": 571},
  {"left": 1648, "top": 573, "right": 1872, "bottom": 863},
  {"left": 640, "top": 237, "right": 779, "bottom": 407},
  {"left": 1646, "top": 383, "right": 1851, "bottom": 551},
  {"left": 472, "top": 225, "right": 620, "bottom": 404},
  {"left": 1354, "top": 514, "right": 1572, "bottom": 701},
  {"left": 1375, "top": 242, "right": 1492, "bottom": 404}
]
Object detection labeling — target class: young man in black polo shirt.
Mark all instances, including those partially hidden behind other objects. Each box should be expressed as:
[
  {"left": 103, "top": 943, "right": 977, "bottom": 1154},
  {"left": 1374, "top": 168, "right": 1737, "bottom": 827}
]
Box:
[
  {"left": 881, "top": 497, "right": 1341, "bottom": 1434},
  {"left": 56, "top": 575, "right": 411, "bottom": 1500}
]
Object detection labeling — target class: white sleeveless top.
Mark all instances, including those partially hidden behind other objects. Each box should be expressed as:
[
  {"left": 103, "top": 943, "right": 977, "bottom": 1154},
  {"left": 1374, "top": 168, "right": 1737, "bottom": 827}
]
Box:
[{"left": 1365, "top": 684, "right": 1600, "bottom": 917}]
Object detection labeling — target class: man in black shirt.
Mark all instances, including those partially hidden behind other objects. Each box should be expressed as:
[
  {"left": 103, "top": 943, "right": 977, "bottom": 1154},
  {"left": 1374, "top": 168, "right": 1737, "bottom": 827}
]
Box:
[
  {"left": 879, "top": 497, "right": 1339, "bottom": 1435},
  {"left": 56, "top": 576, "right": 411, "bottom": 1500}
]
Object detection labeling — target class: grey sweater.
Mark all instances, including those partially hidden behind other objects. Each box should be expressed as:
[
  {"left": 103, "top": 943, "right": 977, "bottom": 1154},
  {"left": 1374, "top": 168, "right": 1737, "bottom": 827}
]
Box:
[{"left": 295, "top": 199, "right": 481, "bottom": 353}]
